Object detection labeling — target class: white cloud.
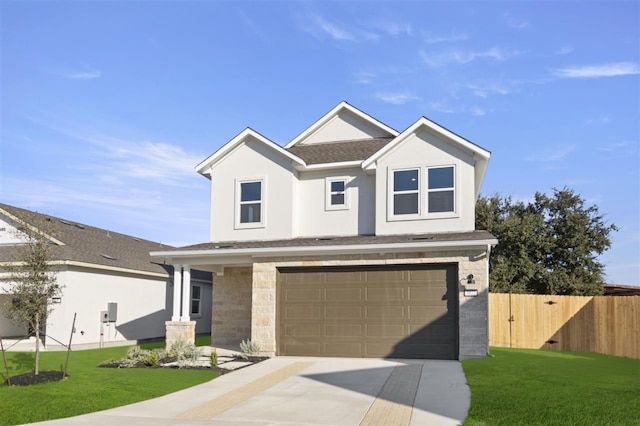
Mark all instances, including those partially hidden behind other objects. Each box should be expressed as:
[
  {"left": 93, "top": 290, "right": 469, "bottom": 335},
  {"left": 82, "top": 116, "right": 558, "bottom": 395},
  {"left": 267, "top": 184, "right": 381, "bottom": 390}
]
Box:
[
  {"left": 237, "top": 8, "right": 268, "bottom": 42},
  {"left": 469, "top": 106, "right": 487, "bottom": 116},
  {"left": 422, "top": 31, "right": 468, "bottom": 44},
  {"left": 312, "top": 15, "right": 356, "bottom": 41},
  {"left": 374, "top": 92, "right": 421, "bottom": 105},
  {"left": 597, "top": 141, "right": 630, "bottom": 152},
  {"left": 466, "top": 82, "right": 511, "bottom": 98},
  {"left": 505, "top": 14, "right": 529, "bottom": 30},
  {"left": 421, "top": 47, "right": 520, "bottom": 68},
  {"left": 366, "top": 19, "right": 413, "bottom": 37},
  {"left": 56, "top": 65, "right": 101, "bottom": 80},
  {"left": 429, "top": 102, "right": 456, "bottom": 114},
  {"left": 555, "top": 46, "right": 574, "bottom": 55},
  {"left": 354, "top": 72, "right": 376, "bottom": 84},
  {"left": 526, "top": 145, "right": 577, "bottom": 162},
  {"left": 553, "top": 62, "right": 639, "bottom": 78}
]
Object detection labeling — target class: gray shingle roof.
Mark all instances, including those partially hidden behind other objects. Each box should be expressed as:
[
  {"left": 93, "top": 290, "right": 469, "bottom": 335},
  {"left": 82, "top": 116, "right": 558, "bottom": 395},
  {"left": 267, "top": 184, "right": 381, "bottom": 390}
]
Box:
[
  {"left": 172, "top": 230, "right": 496, "bottom": 252},
  {"left": 286, "top": 138, "right": 393, "bottom": 165},
  {"left": 0, "top": 203, "right": 172, "bottom": 276}
]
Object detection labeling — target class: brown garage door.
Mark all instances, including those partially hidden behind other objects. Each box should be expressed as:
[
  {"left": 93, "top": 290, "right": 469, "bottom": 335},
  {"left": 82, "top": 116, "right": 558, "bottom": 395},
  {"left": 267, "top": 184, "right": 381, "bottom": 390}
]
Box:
[{"left": 276, "top": 264, "right": 458, "bottom": 359}]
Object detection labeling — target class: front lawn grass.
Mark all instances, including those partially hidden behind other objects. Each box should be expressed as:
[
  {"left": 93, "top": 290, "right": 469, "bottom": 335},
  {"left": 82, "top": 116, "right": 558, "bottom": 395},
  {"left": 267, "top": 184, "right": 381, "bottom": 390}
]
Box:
[
  {"left": 462, "top": 348, "right": 640, "bottom": 426},
  {"left": 0, "top": 345, "right": 218, "bottom": 425}
]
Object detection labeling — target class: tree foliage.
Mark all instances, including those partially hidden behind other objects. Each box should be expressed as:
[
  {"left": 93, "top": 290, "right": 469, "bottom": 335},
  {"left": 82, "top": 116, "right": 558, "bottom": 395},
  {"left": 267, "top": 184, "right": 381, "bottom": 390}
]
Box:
[
  {"left": 2, "top": 217, "right": 62, "bottom": 374},
  {"left": 476, "top": 188, "right": 618, "bottom": 295}
]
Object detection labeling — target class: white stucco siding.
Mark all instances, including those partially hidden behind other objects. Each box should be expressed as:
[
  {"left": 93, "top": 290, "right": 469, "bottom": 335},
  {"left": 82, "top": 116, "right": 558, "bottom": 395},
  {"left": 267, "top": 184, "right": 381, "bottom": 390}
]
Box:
[
  {"left": 375, "top": 128, "right": 477, "bottom": 235},
  {"left": 209, "top": 138, "right": 296, "bottom": 242},
  {"left": 297, "top": 168, "right": 375, "bottom": 237},
  {"left": 303, "top": 111, "right": 392, "bottom": 144},
  {"left": 44, "top": 267, "right": 171, "bottom": 348}
]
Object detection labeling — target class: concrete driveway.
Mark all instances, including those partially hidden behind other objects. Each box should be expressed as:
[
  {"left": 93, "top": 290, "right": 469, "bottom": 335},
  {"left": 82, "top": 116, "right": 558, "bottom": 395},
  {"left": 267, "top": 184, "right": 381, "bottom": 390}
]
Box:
[{"left": 35, "top": 357, "right": 470, "bottom": 426}]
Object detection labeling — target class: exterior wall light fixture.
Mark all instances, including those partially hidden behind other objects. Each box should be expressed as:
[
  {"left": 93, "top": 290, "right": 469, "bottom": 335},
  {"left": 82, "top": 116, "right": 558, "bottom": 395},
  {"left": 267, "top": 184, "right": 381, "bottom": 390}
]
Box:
[{"left": 466, "top": 274, "right": 475, "bottom": 284}]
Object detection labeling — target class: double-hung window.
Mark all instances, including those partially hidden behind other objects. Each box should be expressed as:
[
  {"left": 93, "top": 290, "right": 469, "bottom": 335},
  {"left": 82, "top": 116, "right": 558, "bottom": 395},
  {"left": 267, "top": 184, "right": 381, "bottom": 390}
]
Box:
[
  {"left": 393, "top": 169, "right": 419, "bottom": 215},
  {"left": 325, "top": 177, "right": 348, "bottom": 210},
  {"left": 427, "top": 166, "right": 455, "bottom": 213},
  {"left": 238, "top": 180, "right": 262, "bottom": 225}
]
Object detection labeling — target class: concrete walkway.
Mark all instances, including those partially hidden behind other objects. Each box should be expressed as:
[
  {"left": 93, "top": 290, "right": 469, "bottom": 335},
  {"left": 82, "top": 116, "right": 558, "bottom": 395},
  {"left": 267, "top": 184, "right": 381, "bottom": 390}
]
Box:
[{"left": 34, "top": 357, "right": 470, "bottom": 426}]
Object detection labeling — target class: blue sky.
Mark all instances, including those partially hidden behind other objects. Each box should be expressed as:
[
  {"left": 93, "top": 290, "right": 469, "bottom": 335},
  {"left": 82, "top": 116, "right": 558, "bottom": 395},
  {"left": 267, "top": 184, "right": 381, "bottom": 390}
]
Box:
[{"left": 1, "top": 1, "right": 638, "bottom": 285}]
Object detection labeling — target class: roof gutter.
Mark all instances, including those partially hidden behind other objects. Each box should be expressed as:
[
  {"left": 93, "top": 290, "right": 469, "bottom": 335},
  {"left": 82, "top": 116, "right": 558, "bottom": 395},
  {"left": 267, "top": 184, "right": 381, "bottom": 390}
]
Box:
[{"left": 150, "top": 238, "right": 499, "bottom": 263}]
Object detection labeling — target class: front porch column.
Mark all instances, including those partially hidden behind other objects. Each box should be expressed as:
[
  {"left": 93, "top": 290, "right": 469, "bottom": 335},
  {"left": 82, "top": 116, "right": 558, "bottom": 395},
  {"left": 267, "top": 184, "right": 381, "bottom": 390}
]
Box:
[
  {"left": 166, "top": 263, "right": 195, "bottom": 350},
  {"left": 171, "top": 264, "right": 182, "bottom": 321},
  {"left": 181, "top": 265, "right": 191, "bottom": 321}
]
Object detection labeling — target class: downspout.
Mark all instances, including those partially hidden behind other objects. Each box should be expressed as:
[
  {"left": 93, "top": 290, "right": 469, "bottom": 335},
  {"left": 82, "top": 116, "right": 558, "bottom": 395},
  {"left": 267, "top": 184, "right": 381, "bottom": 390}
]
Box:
[{"left": 486, "top": 243, "right": 494, "bottom": 357}]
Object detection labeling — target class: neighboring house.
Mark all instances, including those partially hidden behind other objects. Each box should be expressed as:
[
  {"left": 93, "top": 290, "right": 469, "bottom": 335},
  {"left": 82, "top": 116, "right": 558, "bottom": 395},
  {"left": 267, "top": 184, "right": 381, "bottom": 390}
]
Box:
[
  {"left": 0, "top": 203, "right": 212, "bottom": 350},
  {"left": 152, "top": 102, "right": 497, "bottom": 359}
]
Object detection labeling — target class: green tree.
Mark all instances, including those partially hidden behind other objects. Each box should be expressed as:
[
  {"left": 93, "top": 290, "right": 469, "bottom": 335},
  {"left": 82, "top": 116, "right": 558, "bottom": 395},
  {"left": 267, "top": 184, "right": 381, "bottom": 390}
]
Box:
[
  {"left": 476, "top": 188, "right": 617, "bottom": 295},
  {"left": 3, "top": 218, "right": 62, "bottom": 375}
]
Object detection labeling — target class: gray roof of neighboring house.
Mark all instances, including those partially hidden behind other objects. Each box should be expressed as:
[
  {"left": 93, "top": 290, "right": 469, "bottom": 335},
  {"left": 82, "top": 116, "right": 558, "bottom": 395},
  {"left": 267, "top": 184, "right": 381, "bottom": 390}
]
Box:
[
  {"left": 171, "top": 230, "right": 496, "bottom": 252},
  {"left": 286, "top": 138, "right": 394, "bottom": 165},
  {"left": 0, "top": 203, "right": 173, "bottom": 276}
]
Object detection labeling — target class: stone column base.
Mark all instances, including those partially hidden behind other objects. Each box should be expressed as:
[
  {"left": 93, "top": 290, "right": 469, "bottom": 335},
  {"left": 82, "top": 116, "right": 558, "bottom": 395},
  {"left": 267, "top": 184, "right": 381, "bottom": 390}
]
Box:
[{"left": 165, "top": 321, "right": 196, "bottom": 350}]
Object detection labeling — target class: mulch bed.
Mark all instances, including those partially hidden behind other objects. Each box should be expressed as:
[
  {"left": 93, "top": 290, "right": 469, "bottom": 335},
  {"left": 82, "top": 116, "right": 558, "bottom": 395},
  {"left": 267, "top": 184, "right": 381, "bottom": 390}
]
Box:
[{"left": 6, "top": 371, "right": 66, "bottom": 386}]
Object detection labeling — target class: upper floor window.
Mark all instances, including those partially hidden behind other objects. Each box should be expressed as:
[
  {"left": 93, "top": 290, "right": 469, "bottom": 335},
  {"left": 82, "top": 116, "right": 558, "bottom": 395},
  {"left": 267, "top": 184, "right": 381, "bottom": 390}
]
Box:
[
  {"left": 389, "top": 164, "right": 457, "bottom": 220},
  {"left": 393, "top": 169, "right": 419, "bottom": 215},
  {"left": 325, "top": 177, "right": 349, "bottom": 210},
  {"left": 427, "top": 166, "right": 455, "bottom": 213},
  {"left": 236, "top": 178, "right": 264, "bottom": 228}
]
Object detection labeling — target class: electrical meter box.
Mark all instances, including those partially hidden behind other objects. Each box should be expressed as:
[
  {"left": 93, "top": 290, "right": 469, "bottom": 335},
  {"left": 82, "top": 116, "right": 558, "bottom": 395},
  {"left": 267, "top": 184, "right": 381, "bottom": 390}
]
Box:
[{"left": 107, "top": 303, "right": 118, "bottom": 322}]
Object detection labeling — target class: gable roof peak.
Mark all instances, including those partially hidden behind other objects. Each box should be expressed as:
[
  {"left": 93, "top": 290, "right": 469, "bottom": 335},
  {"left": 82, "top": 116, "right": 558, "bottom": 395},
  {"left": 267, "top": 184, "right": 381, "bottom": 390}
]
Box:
[{"left": 284, "top": 101, "right": 398, "bottom": 148}]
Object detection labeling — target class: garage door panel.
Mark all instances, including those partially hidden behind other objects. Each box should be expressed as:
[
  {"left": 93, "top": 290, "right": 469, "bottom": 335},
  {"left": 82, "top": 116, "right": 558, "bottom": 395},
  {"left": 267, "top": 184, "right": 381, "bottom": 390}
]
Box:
[
  {"left": 285, "top": 288, "right": 322, "bottom": 302},
  {"left": 325, "top": 342, "right": 363, "bottom": 357},
  {"left": 366, "top": 324, "right": 406, "bottom": 338},
  {"left": 364, "top": 270, "right": 406, "bottom": 282},
  {"left": 366, "top": 305, "right": 405, "bottom": 319},
  {"left": 408, "top": 286, "right": 448, "bottom": 300},
  {"left": 282, "top": 342, "right": 322, "bottom": 356},
  {"left": 277, "top": 265, "right": 458, "bottom": 359},
  {"left": 325, "top": 324, "right": 362, "bottom": 337},
  {"left": 326, "top": 305, "right": 363, "bottom": 319},
  {"left": 409, "top": 305, "right": 448, "bottom": 320},
  {"left": 285, "top": 306, "right": 322, "bottom": 320},
  {"left": 409, "top": 270, "right": 447, "bottom": 282},
  {"left": 325, "top": 287, "right": 363, "bottom": 301},
  {"left": 325, "top": 271, "right": 365, "bottom": 283},
  {"left": 366, "top": 286, "right": 405, "bottom": 300}
]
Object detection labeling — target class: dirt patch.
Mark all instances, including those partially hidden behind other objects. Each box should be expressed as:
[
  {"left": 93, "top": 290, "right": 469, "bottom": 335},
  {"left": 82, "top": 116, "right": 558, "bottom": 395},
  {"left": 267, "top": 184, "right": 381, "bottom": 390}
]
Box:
[{"left": 6, "top": 371, "right": 66, "bottom": 386}]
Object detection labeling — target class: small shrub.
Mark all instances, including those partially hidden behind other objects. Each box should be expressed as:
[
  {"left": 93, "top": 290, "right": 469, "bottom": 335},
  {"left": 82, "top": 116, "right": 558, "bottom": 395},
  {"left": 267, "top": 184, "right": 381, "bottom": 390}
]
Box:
[
  {"left": 239, "top": 339, "right": 260, "bottom": 359},
  {"left": 143, "top": 351, "right": 160, "bottom": 367},
  {"left": 210, "top": 349, "right": 218, "bottom": 368},
  {"left": 175, "top": 342, "right": 203, "bottom": 368}
]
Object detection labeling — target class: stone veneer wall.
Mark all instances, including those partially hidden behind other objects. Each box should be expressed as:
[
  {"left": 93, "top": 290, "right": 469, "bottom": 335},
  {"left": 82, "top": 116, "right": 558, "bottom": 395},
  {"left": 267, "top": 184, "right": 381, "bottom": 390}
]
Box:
[
  {"left": 211, "top": 267, "right": 252, "bottom": 347},
  {"left": 250, "top": 249, "right": 489, "bottom": 359}
]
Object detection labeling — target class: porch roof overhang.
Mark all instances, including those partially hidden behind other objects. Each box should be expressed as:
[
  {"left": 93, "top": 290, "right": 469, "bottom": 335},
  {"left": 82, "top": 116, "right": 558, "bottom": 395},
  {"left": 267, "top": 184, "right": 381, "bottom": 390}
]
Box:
[{"left": 150, "top": 231, "right": 498, "bottom": 271}]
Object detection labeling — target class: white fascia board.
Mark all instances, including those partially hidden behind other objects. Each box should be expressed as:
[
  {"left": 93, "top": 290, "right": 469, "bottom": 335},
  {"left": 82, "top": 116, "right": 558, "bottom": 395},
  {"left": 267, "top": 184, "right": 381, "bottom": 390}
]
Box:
[
  {"left": 295, "top": 160, "right": 363, "bottom": 172},
  {"left": 195, "top": 128, "right": 306, "bottom": 176},
  {"left": 362, "top": 117, "right": 491, "bottom": 171},
  {"left": 0, "top": 260, "right": 168, "bottom": 279},
  {"left": 150, "top": 238, "right": 498, "bottom": 264},
  {"left": 285, "top": 101, "right": 399, "bottom": 148},
  {"left": 0, "top": 208, "right": 66, "bottom": 246}
]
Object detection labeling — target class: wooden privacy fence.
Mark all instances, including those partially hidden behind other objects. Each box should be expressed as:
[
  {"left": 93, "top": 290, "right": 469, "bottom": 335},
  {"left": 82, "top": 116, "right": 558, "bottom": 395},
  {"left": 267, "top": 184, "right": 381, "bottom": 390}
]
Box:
[{"left": 489, "top": 293, "right": 639, "bottom": 359}]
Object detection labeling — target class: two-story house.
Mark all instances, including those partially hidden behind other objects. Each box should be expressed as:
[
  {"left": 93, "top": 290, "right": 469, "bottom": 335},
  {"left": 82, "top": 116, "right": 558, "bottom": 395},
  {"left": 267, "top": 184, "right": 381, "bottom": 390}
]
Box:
[{"left": 152, "top": 102, "right": 497, "bottom": 360}]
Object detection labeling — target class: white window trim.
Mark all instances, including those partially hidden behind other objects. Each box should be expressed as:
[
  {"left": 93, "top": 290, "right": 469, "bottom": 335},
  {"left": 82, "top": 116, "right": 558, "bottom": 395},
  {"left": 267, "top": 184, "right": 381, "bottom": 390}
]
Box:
[
  {"left": 325, "top": 177, "right": 349, "bottom": 211},
  {"left": 234, "top": 177, "right": 266, "bottom": 229},
  {"left": 387, "top": 163, "right": 459, "bottom": 221},
  {"left": 388, "top": 166, "right": 421, "bottom": 221},
  {"left": 191, "top": 284, "right": 201, "bottom": 317}
]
